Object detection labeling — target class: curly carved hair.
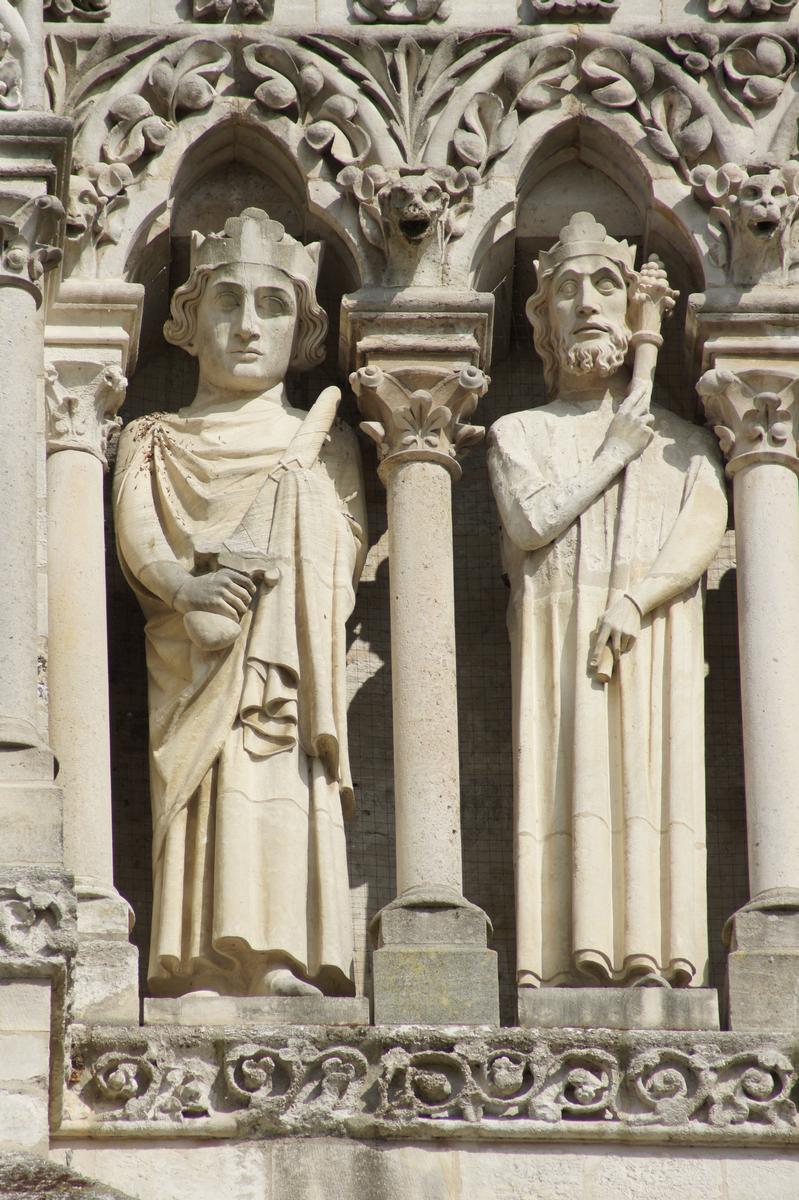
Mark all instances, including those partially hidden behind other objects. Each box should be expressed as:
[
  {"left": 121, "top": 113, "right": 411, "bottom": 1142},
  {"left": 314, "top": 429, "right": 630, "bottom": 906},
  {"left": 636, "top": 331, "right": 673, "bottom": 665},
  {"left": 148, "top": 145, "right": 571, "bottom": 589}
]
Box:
[
  {"left": 526, "top": 257, "right": 639, "bottom": 398},
  {"left": 163, "top": 263, "right": 328, "bottom": 371}
]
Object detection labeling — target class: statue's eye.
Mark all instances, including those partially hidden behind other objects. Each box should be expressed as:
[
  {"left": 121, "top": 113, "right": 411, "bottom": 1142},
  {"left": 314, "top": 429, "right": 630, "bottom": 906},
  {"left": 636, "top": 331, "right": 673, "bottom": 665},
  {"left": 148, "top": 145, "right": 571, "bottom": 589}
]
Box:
[
  {"left": 558, "top": 280, "right": 577, "bottom": 299},
  {"left": 256, "top": 294, "right": 289, "bottom": 317},
  {"left": 216, "top": 291, "right": 240, "bottom": 311},
  {"left": 596, "top": 275, "right": 619, "bottom": 294},
  {"left": 423, "top": 188, "right": 440, "bottom": 203},
  {"left": 773, "top": 186, "right": 787, "bottom": 198},
  {"left": 741, "top": 187, "right": 759, "bottom": 201}
]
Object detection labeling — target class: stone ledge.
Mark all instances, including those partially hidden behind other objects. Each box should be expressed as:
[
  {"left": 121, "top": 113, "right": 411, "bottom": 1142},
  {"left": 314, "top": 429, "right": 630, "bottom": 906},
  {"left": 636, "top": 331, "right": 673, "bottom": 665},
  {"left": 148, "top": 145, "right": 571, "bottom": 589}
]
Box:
[{"left": 57, "top": 1024, "right": 799, "bottom": 1146}]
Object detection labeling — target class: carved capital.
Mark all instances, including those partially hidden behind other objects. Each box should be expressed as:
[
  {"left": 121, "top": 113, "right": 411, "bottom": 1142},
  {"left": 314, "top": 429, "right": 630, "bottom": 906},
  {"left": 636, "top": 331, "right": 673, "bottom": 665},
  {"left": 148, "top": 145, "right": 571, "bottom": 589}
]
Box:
[
  {"left": 350, "top": 363, "right": 487, "bottom": 482},
  {"left": 0, "top": 193, "right": 64, "bottom": 303},
  {"left": 697, "top": 366, "right": 799, "bottom": 475},
  {"left": 45, "top": 360, "right": 127, "bottom": 467}
]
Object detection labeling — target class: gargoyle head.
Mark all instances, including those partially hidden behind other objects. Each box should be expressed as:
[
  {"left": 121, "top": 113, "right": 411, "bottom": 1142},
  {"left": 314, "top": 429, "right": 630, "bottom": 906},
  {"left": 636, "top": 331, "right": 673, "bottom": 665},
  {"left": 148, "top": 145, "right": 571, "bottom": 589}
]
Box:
[
  {"left": 379, "top": 171, "right": 449, "bottom": 245},
  {"left": 733, "top": 171, "right": 791, "bottom": 242},
  {"left": 66, "top": 175, "right": 104, "bottom": 243}
]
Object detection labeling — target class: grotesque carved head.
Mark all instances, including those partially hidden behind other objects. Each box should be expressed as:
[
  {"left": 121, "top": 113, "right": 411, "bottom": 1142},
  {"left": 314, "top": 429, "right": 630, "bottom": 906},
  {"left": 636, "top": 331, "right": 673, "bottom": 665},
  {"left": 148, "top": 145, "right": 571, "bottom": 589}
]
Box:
[
  {"left": 66, "top": 175, "right": 104, "bottom": 244},
  {"left": 734, "top": 171, "right": 791, "bottom": 242},
  {"left": 379, "top": 172, "right": 449, "bottom": 245},
  {"left": 526, "top": 213, "right": 639, "bottom": 395}
]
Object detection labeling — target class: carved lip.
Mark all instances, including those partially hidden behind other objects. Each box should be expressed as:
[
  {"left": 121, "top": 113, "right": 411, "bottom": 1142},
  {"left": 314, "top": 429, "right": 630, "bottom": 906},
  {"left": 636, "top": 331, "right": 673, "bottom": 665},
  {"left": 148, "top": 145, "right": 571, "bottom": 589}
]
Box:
[
  {"left": 65, "top": 215, "right": 88, "bottom": 239},
  {"left": 751, "top": 217, "right": 780, "bottom": 237},
  {"left": 573, "top": 322, "right": 610, "bottom": 336},
  {"left": 399, "top": 217, "right": 432, "bottom": 242},
  {"left": 232, "top": 350, "right": 263, "bottom": 361}
]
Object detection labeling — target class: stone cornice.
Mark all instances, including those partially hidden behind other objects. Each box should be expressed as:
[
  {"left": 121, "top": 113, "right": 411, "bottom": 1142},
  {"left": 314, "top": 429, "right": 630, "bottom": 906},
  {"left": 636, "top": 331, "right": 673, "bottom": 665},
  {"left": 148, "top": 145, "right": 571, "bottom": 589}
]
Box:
[{"left": 59, "top": 1024, "right": 799, "bottom": 1145}]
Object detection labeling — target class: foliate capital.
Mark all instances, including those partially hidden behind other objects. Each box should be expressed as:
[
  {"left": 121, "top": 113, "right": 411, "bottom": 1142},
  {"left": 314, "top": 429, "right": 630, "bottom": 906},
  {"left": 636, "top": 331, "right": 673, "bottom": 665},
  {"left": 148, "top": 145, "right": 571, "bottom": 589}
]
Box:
[
  {"left": 697, "top": 366, "right": 799, "bottom": 476},
  {"left": 349, "top": 363, "right": 488, "bottom": 482},
  {"left": 45, "top": 360, "right": 128, "bottom": 467},
  {"left": 0, "top": 193, "right": 64, "bottom": 304}
]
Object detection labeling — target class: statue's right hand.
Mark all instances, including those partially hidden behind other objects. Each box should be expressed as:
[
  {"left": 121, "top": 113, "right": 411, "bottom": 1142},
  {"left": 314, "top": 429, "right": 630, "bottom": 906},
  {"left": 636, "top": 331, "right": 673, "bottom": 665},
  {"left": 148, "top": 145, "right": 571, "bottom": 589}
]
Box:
[
  {"left": 173, "top": 568, "right": 256, "bottom": 620},
  {"left": 602, "top": 381, "right": 654, "bottom": 464}
]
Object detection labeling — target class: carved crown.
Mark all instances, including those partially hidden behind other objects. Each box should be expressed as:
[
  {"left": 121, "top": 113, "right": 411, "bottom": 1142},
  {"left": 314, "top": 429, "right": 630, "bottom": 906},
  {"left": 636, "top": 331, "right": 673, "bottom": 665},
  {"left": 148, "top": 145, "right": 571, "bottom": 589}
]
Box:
[
  {"left": 536, "top": 212, "right": 636, "bottom": 277},
  {"left": 190, "top": 207, "right": 322, "bottom": 286}
]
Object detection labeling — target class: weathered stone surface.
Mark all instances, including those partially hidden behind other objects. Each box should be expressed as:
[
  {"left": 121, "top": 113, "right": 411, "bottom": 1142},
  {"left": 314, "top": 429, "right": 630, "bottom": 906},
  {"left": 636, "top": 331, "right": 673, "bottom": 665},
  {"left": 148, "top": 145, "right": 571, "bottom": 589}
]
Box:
[
  {"left": 372, "top": 947, "right": 500, "bottom": 1026},
  {"left": 60, "top": 1024, "right": 799, "bottom": 1143},
  {"left": 144, "top": 996, "right": 370, "bottom": 1027},
  {"left": 0, "top": 1152, "right": 134, "bottom": 1199},
  {"left": 518, "top": 987, "right": 720, "bottom": 1031}
]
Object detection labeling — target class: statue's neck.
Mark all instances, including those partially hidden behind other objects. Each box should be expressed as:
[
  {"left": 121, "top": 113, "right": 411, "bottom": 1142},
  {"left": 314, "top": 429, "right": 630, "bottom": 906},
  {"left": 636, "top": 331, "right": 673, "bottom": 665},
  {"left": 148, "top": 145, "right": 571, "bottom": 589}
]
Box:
[{"left": 183, "top": 380, "right": 289, "bottom": 418}]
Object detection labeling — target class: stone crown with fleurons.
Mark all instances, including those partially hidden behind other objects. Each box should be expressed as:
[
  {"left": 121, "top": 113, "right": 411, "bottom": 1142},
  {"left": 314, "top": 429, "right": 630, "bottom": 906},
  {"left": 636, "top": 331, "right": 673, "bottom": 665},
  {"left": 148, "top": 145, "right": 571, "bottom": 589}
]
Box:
[
  {"left": 190, "top": 207, "right": 322, "bottom": 287},
  {"left": 536, "top": 212, "right": 637, "bottom": 277}
]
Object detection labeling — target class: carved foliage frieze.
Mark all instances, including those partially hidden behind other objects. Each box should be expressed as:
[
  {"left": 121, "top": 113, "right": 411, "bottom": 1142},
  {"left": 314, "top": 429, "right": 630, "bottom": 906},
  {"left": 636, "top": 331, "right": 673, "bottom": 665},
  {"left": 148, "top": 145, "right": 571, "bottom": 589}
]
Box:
[
  {"left": 63, "top": 1028, "right": 799, "bottom": 1141},
  {"left": 192, "top": 0, "right": 271, "bottom": 19},
  {"left": 0, "top": 872, "right": 77, "bottom": 972},
  {"left": 351, "top": 0, "right": 450, "bottom": 21},
  {"left": 45, "top": 0, "right": 110, "bottom": 21},
  {"left": 530, "top": 0, "right": 618, "bottom": 16},
  {"left": 705, "top": 0, "right": 797, "bottom": 15}
]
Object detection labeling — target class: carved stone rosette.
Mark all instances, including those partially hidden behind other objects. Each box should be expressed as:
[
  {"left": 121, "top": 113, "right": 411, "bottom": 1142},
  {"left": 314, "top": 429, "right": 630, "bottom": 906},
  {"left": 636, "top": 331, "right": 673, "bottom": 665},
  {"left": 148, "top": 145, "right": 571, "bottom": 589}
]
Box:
[
  {"left": 350, "top": 363, "right": 487, "bottom": 482},
  {"left": 697, "top": 366, "right": 799, "bottom": 474},
  {"left": 45, "top": 361, "right": 127, "bottom": 468}
]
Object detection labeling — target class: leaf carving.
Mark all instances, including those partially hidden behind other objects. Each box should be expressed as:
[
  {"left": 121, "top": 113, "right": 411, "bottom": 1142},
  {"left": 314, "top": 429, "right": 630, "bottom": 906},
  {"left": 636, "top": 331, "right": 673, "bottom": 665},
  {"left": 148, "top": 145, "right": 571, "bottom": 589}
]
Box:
[
  {"left": 504, "top": 45, "right": 578, "bottom": 114},
  {"left": 643, "top": 88, "right": 712, "bottom": 170},
  {"left": 453, "top": 93, "right": 518, "bottom": 175},
  {"left": 101, "top": 95, "right": 171, "bottom": 166},
  {"left": 304, "top": 96, "right": 370, "bottom": 166},
  {"left": 581, "top": 47, "right": 655, "bottom": 109},
  {"left": 148, "top": 41, "right": 230, "bottom": 123},
  {"left": 716, "top": 34, "right": 795, "bottom": 126}
]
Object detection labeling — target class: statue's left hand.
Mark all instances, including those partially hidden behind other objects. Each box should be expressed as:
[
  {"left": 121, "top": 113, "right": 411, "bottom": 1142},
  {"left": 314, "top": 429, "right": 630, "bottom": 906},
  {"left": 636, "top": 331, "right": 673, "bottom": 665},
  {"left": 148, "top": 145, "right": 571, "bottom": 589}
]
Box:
[{"left": 590, "top": 595, "right": 642, "bottom": 669}]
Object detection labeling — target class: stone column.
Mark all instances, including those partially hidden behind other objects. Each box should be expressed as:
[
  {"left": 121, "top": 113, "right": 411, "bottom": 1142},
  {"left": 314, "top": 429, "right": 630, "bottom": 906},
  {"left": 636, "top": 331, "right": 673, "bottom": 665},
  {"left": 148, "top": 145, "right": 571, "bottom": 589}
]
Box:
[
  {"left": 697, "top": 362, "right": 799, "bottom": 1030},
  {"left": 44, "top": 279, "right": 144, "bottom": 1023},
  {"left": 345, "top": 294, "right": 499, "bottom": 1025},
  {"left": 0, "top": 185, "right": 66, "bottom": 864}
]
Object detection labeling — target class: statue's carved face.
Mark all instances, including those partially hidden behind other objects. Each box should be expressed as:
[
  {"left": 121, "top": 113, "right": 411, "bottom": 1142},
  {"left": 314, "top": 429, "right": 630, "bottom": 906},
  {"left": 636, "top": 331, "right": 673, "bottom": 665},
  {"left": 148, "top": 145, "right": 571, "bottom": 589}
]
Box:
[
  {"left": 193, "top": 262, "right": 297, "bottom": 395},
  {"left": 547, "top": 254, "right": 630, "bottom": 380},
  {"left": 736, "top": 173, "right": 789, "bottom": 240},
  {"left": 381, "top": 175, "right": 448, "bottom": 244},
  {"left": 66, "top": 175, "right": 103, "bottom": 242}
]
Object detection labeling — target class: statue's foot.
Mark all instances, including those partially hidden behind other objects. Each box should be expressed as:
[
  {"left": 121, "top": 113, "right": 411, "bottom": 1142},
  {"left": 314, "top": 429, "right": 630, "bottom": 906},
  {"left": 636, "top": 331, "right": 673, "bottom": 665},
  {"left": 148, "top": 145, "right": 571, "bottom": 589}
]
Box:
[{"left": 251, "top": 967, "right": 322, "bottom": 998}]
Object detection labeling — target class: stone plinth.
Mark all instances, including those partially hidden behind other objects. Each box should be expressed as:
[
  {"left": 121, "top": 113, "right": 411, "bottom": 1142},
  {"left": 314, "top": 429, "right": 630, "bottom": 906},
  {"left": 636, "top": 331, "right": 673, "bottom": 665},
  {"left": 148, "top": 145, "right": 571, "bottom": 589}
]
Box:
[
  {"left": 518, "top": 987, "right": 720, "bottom": 1031},
  {"left": 725, "top": 890, "right": 799, "bottom": 1032},
  {"left": 144, "top": 995, "right": 370, "bottom": 1027}
]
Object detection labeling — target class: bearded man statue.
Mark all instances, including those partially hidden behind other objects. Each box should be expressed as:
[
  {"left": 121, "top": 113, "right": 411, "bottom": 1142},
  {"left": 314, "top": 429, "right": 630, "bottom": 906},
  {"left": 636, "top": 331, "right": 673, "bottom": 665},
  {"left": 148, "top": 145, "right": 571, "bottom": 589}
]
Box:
[
  {"left": 113, "top": 209, "right": 366, "bottom": 1001},
  {"left": 487, "top": 213, "right": 727, "bottom": 998}
]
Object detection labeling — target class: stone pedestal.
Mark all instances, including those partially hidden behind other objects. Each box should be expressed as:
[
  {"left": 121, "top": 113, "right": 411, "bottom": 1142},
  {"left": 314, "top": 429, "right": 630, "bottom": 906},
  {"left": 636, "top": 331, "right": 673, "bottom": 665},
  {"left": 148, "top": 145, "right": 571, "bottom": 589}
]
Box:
[
  {"left": 725, "top": 890, "right": 799, "bottom": 1031},
  {"left": 519, "top": 987, "right": 720, "bottom": 1032},
  {"left": 0, "top": 980, "right": 51, "bottom": 1155},
  {"left": 345, "top": 291, "right": 499, "bottom": 1027},
  {"left": 144, "top": 995, "right": 370, "bottom": 1027}
]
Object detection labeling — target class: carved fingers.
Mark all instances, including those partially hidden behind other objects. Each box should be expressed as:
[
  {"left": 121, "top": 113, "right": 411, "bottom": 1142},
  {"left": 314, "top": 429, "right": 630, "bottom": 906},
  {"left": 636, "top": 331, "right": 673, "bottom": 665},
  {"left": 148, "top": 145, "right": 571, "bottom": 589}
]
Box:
[
  {"left": 173, "top": 568, "right": 256, "bottom": 619},
  {"left": 590, "top": 595, "right": 642, "bottom": 671}
]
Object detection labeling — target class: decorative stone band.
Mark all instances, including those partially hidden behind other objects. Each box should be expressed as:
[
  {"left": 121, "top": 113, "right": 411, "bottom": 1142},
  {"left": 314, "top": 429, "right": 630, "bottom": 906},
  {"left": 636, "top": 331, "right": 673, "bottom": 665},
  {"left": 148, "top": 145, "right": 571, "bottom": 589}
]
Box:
[
  {"left": 45, "top": 362, "right": 127, "bottom": 467},
  {"left": 350, "top": 363, "right": 488, "bottom": 482},
  {"left": 0, "top": 193, "right": 64, "bottom": 305},
  {"left": 59, "top": 1026, "right": 799, "bottom": 1144},
  {"left": 697, "top": 366, "right": 799, "bottom": 476}
]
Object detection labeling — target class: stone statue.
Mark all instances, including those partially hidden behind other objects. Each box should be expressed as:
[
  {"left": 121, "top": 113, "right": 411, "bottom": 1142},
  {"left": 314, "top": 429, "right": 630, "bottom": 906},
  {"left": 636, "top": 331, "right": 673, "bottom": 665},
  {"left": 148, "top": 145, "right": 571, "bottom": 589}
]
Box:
[
  {"left": 113, "top": 209, "right": 366, "bottom": 999},
  {"left": 487, "top": 213, "right": 727, "bottom": 992}
]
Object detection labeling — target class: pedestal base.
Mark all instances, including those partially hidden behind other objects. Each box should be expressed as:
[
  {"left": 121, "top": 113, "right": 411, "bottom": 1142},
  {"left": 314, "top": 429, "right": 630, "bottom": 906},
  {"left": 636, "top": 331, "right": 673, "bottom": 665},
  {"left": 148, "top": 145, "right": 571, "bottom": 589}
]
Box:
[
  {"left": 144, "top": 995, "right": 370, "bottom": 1027},
  {"left": 372, "top": 945, "right": 499, "bottom": 1025},
  {"left": 725, "top": 889, "right": 799, "bottom": 1031},
  {"left": 518, "top": 986, "right": 720, "bottom": 1031},
  {"left": 72, "top": 891, "right": 139, "bottom": 1024}
]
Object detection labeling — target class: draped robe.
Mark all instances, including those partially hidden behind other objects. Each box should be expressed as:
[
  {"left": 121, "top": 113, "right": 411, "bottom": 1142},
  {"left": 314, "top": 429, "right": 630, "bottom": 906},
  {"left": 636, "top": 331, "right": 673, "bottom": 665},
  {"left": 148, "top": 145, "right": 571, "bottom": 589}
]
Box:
[
  {"left": 113, "top": 390, "right": 366, "bottom": 996},
  {"left": 487, "top": 398, "right": 727, "bottom": 989}
]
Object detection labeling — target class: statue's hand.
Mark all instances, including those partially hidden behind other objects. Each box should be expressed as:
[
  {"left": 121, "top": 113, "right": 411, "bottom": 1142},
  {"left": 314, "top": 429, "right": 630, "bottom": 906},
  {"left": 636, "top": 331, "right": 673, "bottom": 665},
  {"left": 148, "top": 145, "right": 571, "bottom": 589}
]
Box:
[
  {"left": 173, "top": 568, "right": 256, "bottom": 620},
  {"left": 590, "top": 594, "right": 642, "bottom": 670},
  {"left": 602, "top": 381, "right": 654, "bottom": 464}
]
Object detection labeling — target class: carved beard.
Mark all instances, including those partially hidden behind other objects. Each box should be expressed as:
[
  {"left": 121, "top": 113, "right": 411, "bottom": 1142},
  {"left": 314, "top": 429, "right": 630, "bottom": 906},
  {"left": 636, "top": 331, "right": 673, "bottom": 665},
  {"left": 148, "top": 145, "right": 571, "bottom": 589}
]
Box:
[{"left": 559, "top": 328, "right": 630, "bottom": 380}]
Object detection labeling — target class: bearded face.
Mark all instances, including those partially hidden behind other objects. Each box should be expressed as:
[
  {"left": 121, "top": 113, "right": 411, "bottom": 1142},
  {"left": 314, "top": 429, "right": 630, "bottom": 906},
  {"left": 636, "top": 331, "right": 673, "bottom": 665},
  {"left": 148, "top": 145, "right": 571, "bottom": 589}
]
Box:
[{"left": 547, "top": 254, "right": 631, "bottom": 382}]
